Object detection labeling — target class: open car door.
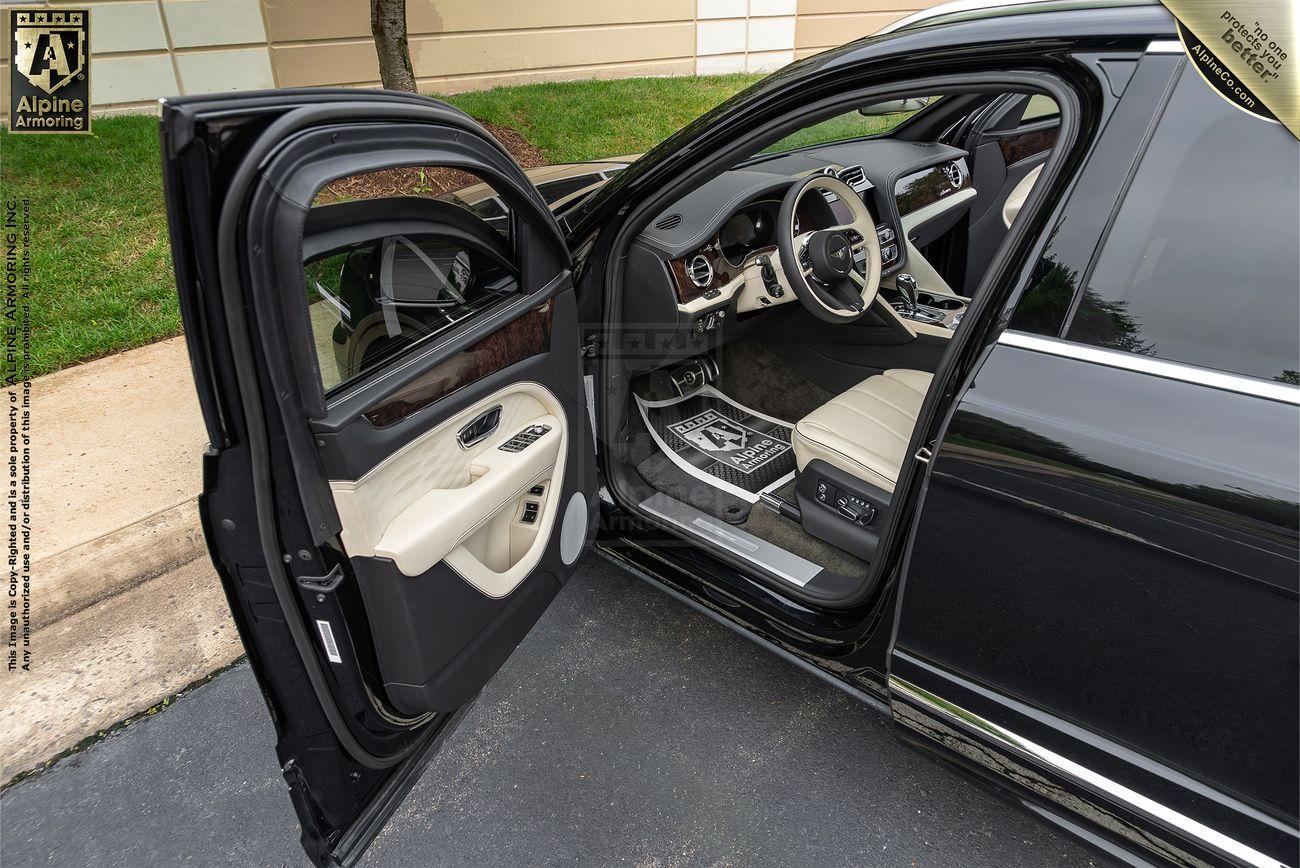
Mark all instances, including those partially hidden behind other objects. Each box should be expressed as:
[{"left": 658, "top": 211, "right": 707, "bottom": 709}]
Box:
[{"left": 160, "top": 90, "right": 598, "bottom": 866}]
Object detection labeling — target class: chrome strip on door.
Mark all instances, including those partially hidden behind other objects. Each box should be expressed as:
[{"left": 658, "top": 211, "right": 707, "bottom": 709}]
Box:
[
  {"left": 1146, "top": 39, "right": 1185, "bottom": 53},
  {"left": 998, "top": 330, "right": 1300, "bottom": 405},
  {"left": 889, "top": 675, "right": 1290, "bottom": 868}
]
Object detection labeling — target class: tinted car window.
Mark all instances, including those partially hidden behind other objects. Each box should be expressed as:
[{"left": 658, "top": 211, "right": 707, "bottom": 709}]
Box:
[
  {"left": 1020, "top": 93, "right": 1058, "bottom": 122},
  {"left": 304, "top": 233, "right": 517, "bottom": 393},
  {"left": 535, "top": 173, "right": 604, "bottom": 204},
  {"left": 1066, "top": 67, "right": 1299, "bottom": 383}
]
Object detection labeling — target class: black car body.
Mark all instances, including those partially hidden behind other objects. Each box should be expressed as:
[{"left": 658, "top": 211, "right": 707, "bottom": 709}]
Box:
[{"left": 160, "top": 2, "right": 1299, "bottom": 866}]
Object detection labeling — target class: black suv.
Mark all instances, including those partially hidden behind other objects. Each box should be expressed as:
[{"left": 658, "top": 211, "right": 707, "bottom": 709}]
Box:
[{"left": 162, "top": 2, "right": 1298, "bottom": 865}]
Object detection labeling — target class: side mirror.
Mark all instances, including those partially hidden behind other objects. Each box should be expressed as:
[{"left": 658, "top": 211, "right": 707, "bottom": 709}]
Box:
[{"left": 859, "top": 97, "right": 930, "bottom": 116}]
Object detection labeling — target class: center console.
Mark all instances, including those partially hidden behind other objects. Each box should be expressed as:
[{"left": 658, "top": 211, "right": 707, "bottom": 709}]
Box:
[
  {"left": 885, "top": 289, "right": 966, "bottom": 329},
  {"left": 880, "top": 272, "right": 967, "bottom": 331}
]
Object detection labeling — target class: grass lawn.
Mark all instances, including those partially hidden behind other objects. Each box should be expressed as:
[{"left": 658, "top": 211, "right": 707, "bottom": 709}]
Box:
[
  {"left": 445, "top": 73, "right": 762, "bottom": 163},
  {"left": 2, "top": 119, "right": 176, "bottom": 377},
  {"left": 2, "top": 73, "right": 931, "bottom": 375}
]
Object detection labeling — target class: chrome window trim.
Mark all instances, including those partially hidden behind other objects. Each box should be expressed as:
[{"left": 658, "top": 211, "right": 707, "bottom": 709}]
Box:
[
  {"left": 889, "top": 676, "right": 1289, "bottom": 868},
  {"left": 1146, "top": 39, "right": 1184, "bottom": 53},
  {"left": 998, "top": 330, "right": 1300, "bottom": 405},
  {"left": 875, "top": 0, "right": 1163, "bottom": 37}
]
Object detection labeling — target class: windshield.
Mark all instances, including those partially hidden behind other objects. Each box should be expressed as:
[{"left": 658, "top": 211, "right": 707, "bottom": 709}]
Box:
[{"left": 759, "top": 99, "right": 937, "bottom": 156}]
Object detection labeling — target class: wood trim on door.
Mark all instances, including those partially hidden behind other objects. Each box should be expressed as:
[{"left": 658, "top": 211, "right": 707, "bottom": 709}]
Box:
[{"left": 364, "top": 299, "right": 554, "bottom": 427}]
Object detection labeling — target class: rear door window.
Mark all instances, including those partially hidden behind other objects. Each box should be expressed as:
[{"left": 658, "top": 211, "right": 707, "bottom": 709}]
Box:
[{"left": 1065, "top": 67, "right": 1299, "bottom": 383}]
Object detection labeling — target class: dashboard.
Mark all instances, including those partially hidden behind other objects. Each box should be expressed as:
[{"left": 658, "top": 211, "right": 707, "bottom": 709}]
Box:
[{"left": 626, "top": 138, "right": 973, "bottom": 346}]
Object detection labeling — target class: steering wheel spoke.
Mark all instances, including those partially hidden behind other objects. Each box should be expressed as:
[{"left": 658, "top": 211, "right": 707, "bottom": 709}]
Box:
[
  {"left": 777, "top": 175, "right": 882, "bottom": 323},
  {"left": 829, "top": 215, "right": 875, "bottom": 237}
]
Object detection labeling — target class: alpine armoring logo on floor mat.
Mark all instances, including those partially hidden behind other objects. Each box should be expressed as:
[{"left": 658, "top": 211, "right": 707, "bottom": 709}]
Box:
[{"left": 669, "top": 410, "right": 790, "bottom": 474}]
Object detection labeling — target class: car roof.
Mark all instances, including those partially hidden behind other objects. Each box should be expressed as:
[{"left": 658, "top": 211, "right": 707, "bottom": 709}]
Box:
[{"left": 878, "top": 0, "right": 1164, "bottom": 36}]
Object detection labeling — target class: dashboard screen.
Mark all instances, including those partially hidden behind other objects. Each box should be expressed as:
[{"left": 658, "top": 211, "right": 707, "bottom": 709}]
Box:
[{"left": 720, "top": 206, "right": 775, "bottom": 265}]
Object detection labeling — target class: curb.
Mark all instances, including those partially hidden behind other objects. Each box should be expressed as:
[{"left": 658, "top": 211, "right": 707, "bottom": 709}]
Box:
[
  {"left": 34, "top": 499, "right": 206, "bottom": 631},
  {"left": 2, "top": 558, "right": 244, "bottom": 783}
]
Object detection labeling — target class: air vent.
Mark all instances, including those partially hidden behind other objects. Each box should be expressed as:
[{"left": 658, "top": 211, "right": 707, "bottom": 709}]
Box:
[
  {"left": 837, "top": 164, "right": 866, "bottom": 187},
  {"left": 686, "top": 255, "right": 714, "bottom": 288},
  {"left": 654, "top": 213, "right": 683, "bottom": 231},
  {"left": 943, "top": 162, "right": 962, "bottom": 188}
]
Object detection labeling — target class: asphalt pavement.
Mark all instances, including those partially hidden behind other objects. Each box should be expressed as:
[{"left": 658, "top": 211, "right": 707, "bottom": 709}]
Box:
[{"left": 1, "top": 553, "right": 1110, "bottom": 867}]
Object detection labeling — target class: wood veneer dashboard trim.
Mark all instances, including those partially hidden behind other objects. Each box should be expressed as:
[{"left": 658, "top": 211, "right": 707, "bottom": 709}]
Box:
[
  {"left": 668, "top": 241, "right": 743, "bottom": 305},
  {"left": 363, "top": 299, "right": 554, "bottom": 427},
  {"left": 894, "top": 161, "right": 973, "bottom": 217}
]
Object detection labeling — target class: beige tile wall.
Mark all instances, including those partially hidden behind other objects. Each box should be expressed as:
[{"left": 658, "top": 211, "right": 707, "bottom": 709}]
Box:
[{"left": 1, "top": 0, "right": 940, "bottom": 119}]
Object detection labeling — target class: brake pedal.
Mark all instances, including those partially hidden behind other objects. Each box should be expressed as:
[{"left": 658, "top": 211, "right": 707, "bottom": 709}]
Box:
[{"left": 669, "top": 356, "right": 718, "bottom": 396}]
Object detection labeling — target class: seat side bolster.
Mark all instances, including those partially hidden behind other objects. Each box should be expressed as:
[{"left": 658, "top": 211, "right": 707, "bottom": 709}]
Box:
[{"left": 793, "top": 421, "right": 898, "bottom": 493}]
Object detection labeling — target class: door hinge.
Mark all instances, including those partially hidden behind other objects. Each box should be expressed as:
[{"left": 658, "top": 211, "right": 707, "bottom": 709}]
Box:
[
  {"left": 914, "top": 446, "right": 933, "bottom": 465},
  {"left": 296, "top": 564, "right": 344, "bottom": 593}
]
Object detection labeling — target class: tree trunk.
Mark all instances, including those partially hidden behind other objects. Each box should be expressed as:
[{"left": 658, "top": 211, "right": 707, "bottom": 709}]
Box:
[{"left": 370, "top": 0, "right": 416, "bottom": 92}]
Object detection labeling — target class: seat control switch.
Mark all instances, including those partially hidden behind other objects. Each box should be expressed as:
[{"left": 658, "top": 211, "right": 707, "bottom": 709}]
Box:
[{"left": 816, "top": 478, "right": 876, "bottom": 526}]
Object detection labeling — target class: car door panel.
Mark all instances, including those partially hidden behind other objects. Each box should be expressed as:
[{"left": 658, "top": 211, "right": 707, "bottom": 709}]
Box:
[
  {"left": 889, "top": 339, "right": 1300, "bottom": 866},
  {"left": 163, "top": 90, "right": 595, "bottom": 865},
  {"left": 334, "top": 381, "right": 566, "bottom": 581},
  {"left": 331, "top": 340, "right": 594, "bottom": 716}
]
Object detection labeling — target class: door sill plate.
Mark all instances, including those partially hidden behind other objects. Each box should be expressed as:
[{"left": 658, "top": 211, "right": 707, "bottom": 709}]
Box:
[{"left": 638, "top": 492, "right": 822, "bottom": 588}]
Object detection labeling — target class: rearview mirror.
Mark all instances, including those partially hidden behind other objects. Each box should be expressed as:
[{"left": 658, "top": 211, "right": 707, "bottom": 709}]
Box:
[{"left": 859, "top": 97, "right": 930, "bottom": 116}]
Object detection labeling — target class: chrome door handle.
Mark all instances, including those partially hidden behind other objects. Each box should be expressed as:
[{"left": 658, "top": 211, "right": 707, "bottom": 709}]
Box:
[{"left": 457, "top": 405, "right": 502, "bottom": 449}]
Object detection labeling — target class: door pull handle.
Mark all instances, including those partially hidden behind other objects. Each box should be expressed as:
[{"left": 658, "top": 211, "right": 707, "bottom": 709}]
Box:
[{"left": 457, "top": 405, "right": 503, "bottom": 449}]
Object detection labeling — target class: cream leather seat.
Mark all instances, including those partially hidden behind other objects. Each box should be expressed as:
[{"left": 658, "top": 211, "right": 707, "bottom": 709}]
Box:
[{"left": 792, "top": 369, "right": 933, "bottom": 492}]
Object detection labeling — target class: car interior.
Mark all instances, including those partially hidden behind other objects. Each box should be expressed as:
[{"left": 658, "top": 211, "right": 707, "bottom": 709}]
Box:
[
  {"left": 598, "top": 88, "right": 1062, "bottom": 605},
  {"left": 295, "top": 85, "right": 1063, "bottom": 710}
]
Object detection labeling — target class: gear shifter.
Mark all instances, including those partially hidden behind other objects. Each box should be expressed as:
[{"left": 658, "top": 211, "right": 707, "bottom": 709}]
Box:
[{"left": 896, "top": 273, "right": 920, "bottom": 314}]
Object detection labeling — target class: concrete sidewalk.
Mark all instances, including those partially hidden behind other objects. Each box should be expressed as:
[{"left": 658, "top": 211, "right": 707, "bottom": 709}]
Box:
[{"left": 2, "top": 337, "right": 242, "bottom": 781}]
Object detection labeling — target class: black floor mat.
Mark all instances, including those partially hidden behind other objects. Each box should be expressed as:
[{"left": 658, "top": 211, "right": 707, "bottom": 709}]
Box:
[
  {"left": 634, "top": 452, "right": 753, "bottom": 524},
  {"left": 635, "top": 386, "right": 796, "bottom": 506}
]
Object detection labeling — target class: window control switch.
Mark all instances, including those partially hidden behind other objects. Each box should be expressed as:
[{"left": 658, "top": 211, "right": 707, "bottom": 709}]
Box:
[{"left": 498, "top": 424, "right": 552, "bottom": 452}]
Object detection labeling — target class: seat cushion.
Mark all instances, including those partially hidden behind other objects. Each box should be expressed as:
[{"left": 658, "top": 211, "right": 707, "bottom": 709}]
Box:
[{"left": 792, "top": 369, "right": 932, "bottom": 492}]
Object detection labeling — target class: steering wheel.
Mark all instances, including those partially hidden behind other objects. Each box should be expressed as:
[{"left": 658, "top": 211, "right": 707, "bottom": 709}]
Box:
[{"left": 776, "top": 175, "right": 882, "bottom": 323}]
